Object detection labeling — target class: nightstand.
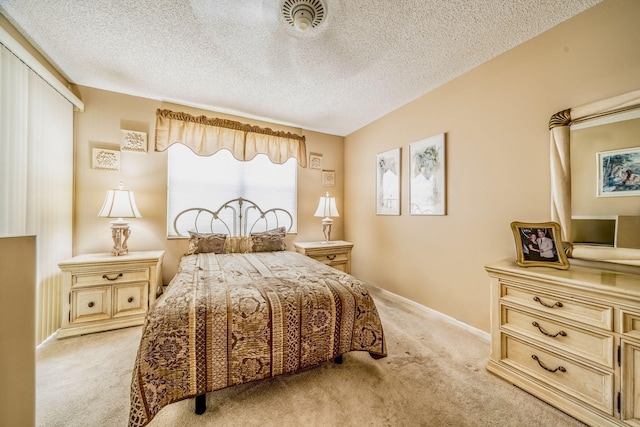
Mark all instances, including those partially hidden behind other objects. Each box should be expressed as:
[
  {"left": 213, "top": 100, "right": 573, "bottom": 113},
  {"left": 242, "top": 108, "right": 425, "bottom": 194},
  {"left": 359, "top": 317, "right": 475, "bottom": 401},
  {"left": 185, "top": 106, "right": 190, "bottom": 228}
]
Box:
[
  {"left": 57, "top": 250, "right": 164, "bottom": 338},
  {"left": 293, "top": 241, "right": 353, "bottom": 274}
]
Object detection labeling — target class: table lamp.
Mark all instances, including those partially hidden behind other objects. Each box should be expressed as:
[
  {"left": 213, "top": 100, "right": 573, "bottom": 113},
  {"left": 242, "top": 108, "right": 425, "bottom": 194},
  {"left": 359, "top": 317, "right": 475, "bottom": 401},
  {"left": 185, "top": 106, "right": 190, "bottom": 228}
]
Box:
[
  {"left": 98, "top": 183, "right": 142, "bottom": 255},
  {"left": 314, "top": 192, "right": 339, "bottom": 243}
]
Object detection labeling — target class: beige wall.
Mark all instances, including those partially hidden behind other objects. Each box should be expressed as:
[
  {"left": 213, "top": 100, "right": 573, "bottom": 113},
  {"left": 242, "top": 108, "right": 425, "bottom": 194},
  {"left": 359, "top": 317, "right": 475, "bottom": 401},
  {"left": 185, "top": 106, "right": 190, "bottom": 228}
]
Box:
[
  {"left": 73, "top": 87, "right": 344, "bottom": 282},
  {"left": 344, "top": 0, "right": 640, "bottom": 333}
]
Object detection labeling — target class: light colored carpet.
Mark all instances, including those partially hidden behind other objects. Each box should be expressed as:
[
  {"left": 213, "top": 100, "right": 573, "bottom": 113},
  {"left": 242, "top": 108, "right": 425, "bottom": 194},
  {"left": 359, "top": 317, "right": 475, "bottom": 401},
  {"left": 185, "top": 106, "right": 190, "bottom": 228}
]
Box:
[{"left": 37, "top": 285, "right": 586, "bottom": 426}]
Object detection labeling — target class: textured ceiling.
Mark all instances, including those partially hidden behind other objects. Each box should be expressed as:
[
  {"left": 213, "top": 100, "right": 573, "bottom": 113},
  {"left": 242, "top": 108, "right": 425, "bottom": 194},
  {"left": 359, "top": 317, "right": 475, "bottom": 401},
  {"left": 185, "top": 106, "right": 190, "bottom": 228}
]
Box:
[{"left": 0, "top": 0, "right": 601, "bottom": 136}]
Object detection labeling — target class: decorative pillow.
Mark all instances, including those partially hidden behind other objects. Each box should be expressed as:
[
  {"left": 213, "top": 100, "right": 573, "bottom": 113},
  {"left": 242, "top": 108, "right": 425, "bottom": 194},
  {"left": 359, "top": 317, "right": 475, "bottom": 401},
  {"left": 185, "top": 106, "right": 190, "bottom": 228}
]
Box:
[
  {"left": 186, "top": 231, "right": 227, "bottom": 255},
  {"left": 224, "top": 236, "right": 253, "bottom": 254},
  {"left": 250, "top": 227, "right": 287, "bottom": 252}
]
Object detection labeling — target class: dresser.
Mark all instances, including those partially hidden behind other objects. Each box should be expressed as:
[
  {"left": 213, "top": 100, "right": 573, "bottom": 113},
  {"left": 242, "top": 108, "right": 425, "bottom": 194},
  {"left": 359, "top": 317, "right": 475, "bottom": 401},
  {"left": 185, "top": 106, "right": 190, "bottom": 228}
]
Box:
[
  {"left": 293, "top": 240, "right": 353, "bottom": 273},
  {"left": 57, "top": 251, "right": 164, "bottom": 338},
  {"left": 486, "top": 259, "right": 640, "bottom": 426}
]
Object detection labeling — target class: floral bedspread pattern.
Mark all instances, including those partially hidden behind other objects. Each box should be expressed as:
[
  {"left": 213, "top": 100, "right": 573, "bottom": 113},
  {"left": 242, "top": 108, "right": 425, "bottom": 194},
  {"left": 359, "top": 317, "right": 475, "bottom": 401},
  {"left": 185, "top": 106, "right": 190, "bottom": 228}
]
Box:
[{"left": 129, "top": 251, "right": 386, "bottom": 426}]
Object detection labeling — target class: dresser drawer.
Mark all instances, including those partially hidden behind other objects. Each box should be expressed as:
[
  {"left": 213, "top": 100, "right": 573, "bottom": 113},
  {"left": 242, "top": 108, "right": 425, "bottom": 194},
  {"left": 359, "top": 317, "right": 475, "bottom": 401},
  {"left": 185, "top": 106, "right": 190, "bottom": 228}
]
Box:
[
  {"left": 621, "top": 309, "right": 640, "bottom": 340},
  {"left": 500, "top": 281, "right": 613, "bottom": 331},
  {"left": 113, "top": 283, "right": 148, "bottom": 318},
  {"left": 501, "top": 334, "right": 614, "bottom": 414},
  {"left": 71, "top": 287, "right": 111, "bottom": 323},
  {"left": 501, "top": 305, "right": 615, "bottom": 368},
  {"left": 73, "top": 268, "right": 149, "bottom": 287}
]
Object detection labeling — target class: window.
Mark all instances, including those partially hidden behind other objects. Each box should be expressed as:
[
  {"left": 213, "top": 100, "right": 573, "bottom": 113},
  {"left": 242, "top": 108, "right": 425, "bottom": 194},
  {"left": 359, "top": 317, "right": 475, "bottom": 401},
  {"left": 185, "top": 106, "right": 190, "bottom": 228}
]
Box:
[{"left": 167, "top": 144, "right": 297, "bottom": 237}]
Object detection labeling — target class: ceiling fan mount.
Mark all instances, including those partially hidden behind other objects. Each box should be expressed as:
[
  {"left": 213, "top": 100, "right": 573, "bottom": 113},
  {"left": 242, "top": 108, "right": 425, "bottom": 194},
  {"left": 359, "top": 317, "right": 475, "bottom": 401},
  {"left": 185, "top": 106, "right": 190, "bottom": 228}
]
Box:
[{"left": 281, "top": 0, "right": 326, "bottom": 32}]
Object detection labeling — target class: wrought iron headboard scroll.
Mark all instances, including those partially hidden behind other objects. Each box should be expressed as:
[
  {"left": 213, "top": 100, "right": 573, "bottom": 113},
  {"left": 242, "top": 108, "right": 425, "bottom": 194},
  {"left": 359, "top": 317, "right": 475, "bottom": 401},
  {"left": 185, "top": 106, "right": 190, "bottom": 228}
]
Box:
[{"left": 172, "top": 197, "right": 293, "bottom": 237}]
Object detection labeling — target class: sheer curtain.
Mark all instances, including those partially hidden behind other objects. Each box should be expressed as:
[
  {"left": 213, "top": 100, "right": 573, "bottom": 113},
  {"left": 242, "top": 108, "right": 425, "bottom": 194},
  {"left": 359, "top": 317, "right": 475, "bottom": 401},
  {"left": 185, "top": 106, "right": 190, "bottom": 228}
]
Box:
[
  {"left": 0, "top": 42, "right": 75, "bottom": 344},
  {"left": 167, "top": 146, "right": 298, "bottom": 237}
]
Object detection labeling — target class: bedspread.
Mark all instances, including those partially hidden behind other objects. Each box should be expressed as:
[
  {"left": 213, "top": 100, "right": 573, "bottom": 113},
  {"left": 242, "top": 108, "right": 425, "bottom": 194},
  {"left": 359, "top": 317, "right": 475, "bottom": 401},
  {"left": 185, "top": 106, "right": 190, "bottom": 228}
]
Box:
[{"left": 129, "top": 251, "right": 386, "bottom": 426}]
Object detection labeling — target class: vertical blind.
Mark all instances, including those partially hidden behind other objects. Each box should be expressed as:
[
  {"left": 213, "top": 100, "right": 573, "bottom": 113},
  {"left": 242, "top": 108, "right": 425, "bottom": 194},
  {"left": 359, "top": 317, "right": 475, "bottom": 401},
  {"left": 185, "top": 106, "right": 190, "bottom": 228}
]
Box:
[{"left": 0, "top": 42, "right": 74, "bottom": 345}]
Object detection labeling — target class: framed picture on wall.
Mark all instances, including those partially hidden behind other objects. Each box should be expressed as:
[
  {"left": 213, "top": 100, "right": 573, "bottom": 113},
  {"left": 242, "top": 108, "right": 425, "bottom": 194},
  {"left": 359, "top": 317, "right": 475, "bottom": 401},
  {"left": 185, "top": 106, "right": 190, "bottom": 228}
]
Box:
[
  {"left": 596, "top": 146, "right": 640, "bottom": 197},
  {"left": 510, "top": 221, "right": 570, "bottom": 269},
  {"left": 321, "top": 170, "right": 335, "bottom": 186},
  {"left": 309, "top": 152, "right": 323, "bottom": 170},
  {"left": 409, "top": 133, "right": 445, "bottom": 215},
  {"left": 121, "top": 129, "right": 148, "bottom": 153},
  {"left": 376, "top": 147, "right": 400, "bottom": 215},
  {"left": 92, "top": 148, "right": 120, "bottom": 171}
]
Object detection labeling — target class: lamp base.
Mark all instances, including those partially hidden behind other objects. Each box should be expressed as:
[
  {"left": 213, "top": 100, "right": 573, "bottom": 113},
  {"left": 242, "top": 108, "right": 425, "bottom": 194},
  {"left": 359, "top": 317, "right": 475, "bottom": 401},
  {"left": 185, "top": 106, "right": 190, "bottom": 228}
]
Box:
[
  {"left": 321, "top": 217, "right": 333, "bottom": 243},
  {"left": 109, "top": 220, "right": 131, "bottom": 256}
]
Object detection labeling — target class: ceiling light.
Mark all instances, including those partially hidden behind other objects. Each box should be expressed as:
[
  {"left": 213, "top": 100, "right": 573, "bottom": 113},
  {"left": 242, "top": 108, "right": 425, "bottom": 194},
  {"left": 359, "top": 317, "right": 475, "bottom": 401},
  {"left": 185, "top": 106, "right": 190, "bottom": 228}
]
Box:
[
  {"left": 292, "top": 4, "right": 314, "bottom": 31},
  {"left": 282, "top": 0, "right": 326, "bottom": 32}
]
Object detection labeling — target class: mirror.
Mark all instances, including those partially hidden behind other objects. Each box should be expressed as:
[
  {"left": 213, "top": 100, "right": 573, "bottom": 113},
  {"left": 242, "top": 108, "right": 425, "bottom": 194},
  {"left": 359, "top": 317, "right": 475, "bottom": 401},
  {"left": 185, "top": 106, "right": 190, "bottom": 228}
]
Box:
[{"left": 550, "top": 88, "right": 640, "bottom": 267}]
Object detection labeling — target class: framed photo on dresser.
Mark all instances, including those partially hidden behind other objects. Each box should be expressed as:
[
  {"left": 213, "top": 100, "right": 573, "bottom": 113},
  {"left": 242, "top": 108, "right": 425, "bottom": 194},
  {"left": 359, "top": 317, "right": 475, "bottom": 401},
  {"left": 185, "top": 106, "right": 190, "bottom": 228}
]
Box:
[{"left": 510, "top": 221, "right": 569, "bottom": 269}]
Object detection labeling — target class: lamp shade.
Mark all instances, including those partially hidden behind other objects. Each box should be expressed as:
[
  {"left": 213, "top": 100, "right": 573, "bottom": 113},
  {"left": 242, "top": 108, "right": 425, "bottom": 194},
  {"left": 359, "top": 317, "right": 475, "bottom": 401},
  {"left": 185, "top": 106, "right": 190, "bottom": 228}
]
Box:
[
  {"left": 98, "top": 188, "right": 141, "bottom": 219},
  {"left": 314, "top": 192, "right": 339, "bottom": 218}
]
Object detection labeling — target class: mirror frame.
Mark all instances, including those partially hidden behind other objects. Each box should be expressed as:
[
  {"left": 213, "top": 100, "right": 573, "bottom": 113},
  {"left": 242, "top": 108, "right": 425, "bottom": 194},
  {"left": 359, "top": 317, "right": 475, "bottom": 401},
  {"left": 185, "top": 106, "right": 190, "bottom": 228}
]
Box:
[{"left": 550, "top": 88, "right": 640, "bottom": 267}]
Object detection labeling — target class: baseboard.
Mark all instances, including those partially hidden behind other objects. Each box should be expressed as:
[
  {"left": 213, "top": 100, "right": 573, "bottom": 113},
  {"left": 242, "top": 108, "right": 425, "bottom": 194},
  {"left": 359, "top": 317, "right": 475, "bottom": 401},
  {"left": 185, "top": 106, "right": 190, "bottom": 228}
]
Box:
[{"left": 370, "top": 284, "right": 490, "bottom": 342}]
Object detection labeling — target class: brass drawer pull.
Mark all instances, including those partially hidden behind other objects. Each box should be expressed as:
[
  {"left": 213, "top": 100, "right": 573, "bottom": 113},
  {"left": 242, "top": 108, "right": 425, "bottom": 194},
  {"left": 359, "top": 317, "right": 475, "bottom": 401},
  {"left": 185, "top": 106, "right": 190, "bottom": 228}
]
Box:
[
  {"left": 531, "top": 354, "right": 566, "bottom": 373},
  {"left": 532, "top": 321, "right": 567, "bottom": 338},
  {"left": 128, "top": 297, "right": 134, "bottom": 303},
  {"left": 533, "top": 296, "right": 563, "bottom": 308},
  {"left": 88, "top": 301, "right": 95, "bottom": 308},
  {"left": 327, "top": 255, "right": 336, "bottom": 261},
  {"left": 102, "top": 273, "right": 123, "bottom": 281}
]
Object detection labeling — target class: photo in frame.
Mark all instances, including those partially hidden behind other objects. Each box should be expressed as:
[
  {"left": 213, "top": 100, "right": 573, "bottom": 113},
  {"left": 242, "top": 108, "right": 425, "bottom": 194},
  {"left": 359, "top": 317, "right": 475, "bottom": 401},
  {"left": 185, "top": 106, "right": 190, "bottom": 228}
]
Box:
[
  {"left": 510, "top": 221, "right": 569, "bottom": 269},
  {"left": 409, "top": 133, "right": 445, "bottom": 215},
  {"left": 597, "top": 146, "right": 640, "bottom": 197},
  {"left": 376, "top": 147, "right": 401, "bottom": 215}
]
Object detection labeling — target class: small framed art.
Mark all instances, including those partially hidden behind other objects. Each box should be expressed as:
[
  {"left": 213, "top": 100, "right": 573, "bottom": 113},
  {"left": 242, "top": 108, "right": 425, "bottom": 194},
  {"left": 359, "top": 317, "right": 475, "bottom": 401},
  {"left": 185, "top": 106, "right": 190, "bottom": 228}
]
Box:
[
  {"left": 309, "top": 152, "right": 323, "bottom": 170},
  {"left": 597, "top": 146, "right": 640, "bottom": 197},
  {"left": 321, "top": 170, "right": 335, "bottom": 186},
  {"left": 376, "top": 147, "right": 400, "bottom": 215},
  {"left": 409, "top": 133, "right": 445, "bottom": 215},
  {"left": 92, "top": 148, "right": 120, "bottom": 171},
  {"left": 510, "top": 221, "right": 569, "bottom": 269},
  {"left": 121, "top": 129, "right": 148, "bottom": 153}
]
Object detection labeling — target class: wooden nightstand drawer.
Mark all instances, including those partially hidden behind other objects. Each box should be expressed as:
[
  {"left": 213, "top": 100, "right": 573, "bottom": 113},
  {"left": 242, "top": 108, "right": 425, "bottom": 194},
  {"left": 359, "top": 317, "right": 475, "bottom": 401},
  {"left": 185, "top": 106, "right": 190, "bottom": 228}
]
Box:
[
  {"left": 113, "top": 282, "right": 148, "bottom": 318},
  {"left": 73, "top": 268, "right": 149, "bottom": 287},
  {"left": 318, "top": 258, "right": 349, "bottom": 272},
  {"left": 58, "top": 251, "right": 164, "bottom": 338},
  {"left": 501, "top": 334, "right": 614, "bottom": 414},
  {"left": 310, "top": 252, "right": 349, "bottom": 264},
  {"left": 71, "top": 287, "right": 111, "bottom": 323}
]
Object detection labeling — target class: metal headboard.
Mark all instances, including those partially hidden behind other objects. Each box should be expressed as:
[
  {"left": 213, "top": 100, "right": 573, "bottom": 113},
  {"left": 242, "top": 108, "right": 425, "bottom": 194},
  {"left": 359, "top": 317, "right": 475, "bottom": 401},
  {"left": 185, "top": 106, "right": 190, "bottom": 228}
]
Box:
[{"left": 172, "top": 197, "right": 293, "bottom": 237}]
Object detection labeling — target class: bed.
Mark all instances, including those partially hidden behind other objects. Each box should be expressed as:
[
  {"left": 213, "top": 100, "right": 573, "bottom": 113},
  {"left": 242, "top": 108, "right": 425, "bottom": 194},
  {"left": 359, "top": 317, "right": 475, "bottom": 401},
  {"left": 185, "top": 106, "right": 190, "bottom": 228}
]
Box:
[{"left": 129, "top": 198, "right": 387, "bottom": 427}]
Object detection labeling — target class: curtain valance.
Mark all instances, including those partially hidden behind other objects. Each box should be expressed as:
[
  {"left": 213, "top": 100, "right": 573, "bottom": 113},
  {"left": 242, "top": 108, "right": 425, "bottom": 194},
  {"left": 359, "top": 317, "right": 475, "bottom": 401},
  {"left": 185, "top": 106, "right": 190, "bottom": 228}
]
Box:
[{"left": 155, "top": 109, "right": 307, "bottom": 167}]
